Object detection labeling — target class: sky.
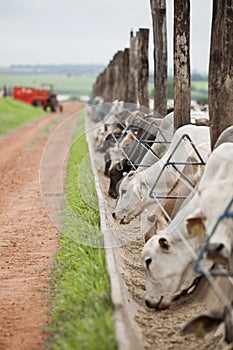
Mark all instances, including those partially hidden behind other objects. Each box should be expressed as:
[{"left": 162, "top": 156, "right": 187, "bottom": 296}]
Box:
[{"left": 0, "top": 0, "right": 213, "bottom": 74}]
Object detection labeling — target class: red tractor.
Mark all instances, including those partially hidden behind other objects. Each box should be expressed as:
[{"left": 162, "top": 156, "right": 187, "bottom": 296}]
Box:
[{"left": 13, "top": 85, "right": 62, "bottom": 112}]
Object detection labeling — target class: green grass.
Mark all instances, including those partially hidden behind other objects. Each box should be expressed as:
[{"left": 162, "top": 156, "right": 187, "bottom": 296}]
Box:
[
  {"left": 0, "top": 74, "right": 96, "bottom": 95},
  {"left": 46, "top": 110, "right": 116, "bottom": 350},
  {"left": 0, "top": 97, "right": 46, "bottom": 136}
]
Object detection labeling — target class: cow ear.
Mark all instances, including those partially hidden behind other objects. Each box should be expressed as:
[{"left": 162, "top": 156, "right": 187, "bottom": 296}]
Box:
[
  {"left": 186, "top": 217, "right": 206, "bottom": 238},
  {"left": 181, "top": 312, "right": 223, "bottom": 336},
  {"left": 186, "top": 208, "right": 206, "bottom": 238},
  {"left": 135, "top": 181, "right": 147, "bottom": 201},
  {"left": 116, "top": 161, "right": 123, "bottom": 171},
  {"left": 158, "top": 237, "right": 170, "bottom": 251}
]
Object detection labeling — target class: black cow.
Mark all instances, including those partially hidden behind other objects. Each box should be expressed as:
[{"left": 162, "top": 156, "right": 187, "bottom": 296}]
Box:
[{"left": 108, "top": 159, "right": 135, "bottom": 199}]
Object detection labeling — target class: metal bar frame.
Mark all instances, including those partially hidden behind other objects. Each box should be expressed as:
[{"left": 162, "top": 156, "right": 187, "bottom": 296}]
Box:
[{"left": 149, "top": 134, "right": 206, "bottom": 200}]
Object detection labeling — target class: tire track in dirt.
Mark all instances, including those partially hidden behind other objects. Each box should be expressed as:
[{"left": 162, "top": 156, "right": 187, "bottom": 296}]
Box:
[{"left": 0, "top": 102, "right": 82, "bottom": 350}]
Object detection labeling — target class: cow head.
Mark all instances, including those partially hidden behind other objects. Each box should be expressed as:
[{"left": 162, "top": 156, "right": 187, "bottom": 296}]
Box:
[
  {"left": 95, "top": 121, "right": 125, "bottom": 152},
  {"left": 186, "top": 184, "right": 233, "bottom": 267},
  {"left": 142, "top": 234, "right": 194, "bottom": 310},
  {"left": 112, "top": 171, "right": 148, "bottom": 224},
  {"left": 108, "top": 159, "right": 133, "bottom": 199},
  {"left": 142, "top": 198, "right": 209, "bottom": 310}
]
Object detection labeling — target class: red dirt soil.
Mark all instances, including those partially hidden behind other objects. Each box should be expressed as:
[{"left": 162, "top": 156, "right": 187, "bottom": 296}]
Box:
[{"left": 0, "top": 102, "right": 82, "bottom": 350}]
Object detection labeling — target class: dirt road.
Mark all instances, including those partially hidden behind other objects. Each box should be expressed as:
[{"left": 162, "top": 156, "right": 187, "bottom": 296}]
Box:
[{"left": 0, "top": 102, "right": 82, "bottom": 350}]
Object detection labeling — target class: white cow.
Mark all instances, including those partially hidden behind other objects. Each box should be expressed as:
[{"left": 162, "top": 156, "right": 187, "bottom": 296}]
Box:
[
  {"left": 142, "top": 192, "right": 208, "bottom": 309},
  {"left": 186, "top": 142, "right": 233, "bottom": 268},
  {"left": 214, "top": 125, "right": 233, "bottom": 149},
  {"left": 141, "top": 158, "right": 203, "bottom": 242},
  {"left": 103, "top": 100, "right": 125, "bottom": 124},
  {"left": 142, "top": 142, "right": 233, "bottom": 309},
  {"left": 137, "top": 112, "right": 174, "bottom": 171},
  {"left": 113, "top": 124, "right": 210, "bottom": 224}
]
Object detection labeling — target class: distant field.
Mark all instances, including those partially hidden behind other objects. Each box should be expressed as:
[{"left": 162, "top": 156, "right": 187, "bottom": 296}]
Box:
[
  {"left": 0, "top": 73, "right": 208, "bottom": 102},
  {"left": 0, "top": 74, "right": 96, "bottom": 96}
]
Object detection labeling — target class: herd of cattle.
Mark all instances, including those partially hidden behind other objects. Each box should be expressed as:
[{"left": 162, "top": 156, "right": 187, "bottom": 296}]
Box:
[{"left": 88, "top": 97, "right": 233, "bottom": 345}]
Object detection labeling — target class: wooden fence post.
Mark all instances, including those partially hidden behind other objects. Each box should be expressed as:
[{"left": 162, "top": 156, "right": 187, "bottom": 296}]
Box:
[
  {"left": 150, "top": 0, "right": 167, "bottom": 116},
  {"left": 137, "top": 28, "right": 149, "bottom": 109},
  {"left": 174, "top": 0, "right": 191, "bottom": 129},
  {"left": 208, "top": 0, "right": 233, "bottom": 149},
  {"left": 127, "top": 31, "right": 138, "bottom": 104},
  {"left": 123, "top": 48, "right": 129, "bottom": 102}
]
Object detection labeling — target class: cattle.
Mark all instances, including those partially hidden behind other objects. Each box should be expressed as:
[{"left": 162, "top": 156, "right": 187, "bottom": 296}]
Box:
[
  {"left": 112, "top": 125, "right": 210, "bottom": 224},
  {"left": 141, "top": 191, "right": 210, "bottom": 310},
  {"left": 186, "top": 142, "right": 233, "bottom": 269},
  {"left": 141, "top": 155, "right": 204, "bottom": 242},
  {"left": 95, "top": 109, "right": 149, "bottom": 153},
  {"left": 181, "top": 302, "right": 233, "bottom": 344},
  {"left": 89, "top": 98, "right": 112, "bottom": 122},
  {"left": 136, "top": 111, "right": 174, "bottom": 172},
  {"left": 106, "top": 114, "right": 164, "bottom": 197},
  {"left": 214, "top": 125, "right": 233, "bottom": 149},
  {"left": 194, "top": 117, "right": 209, "bottom": 126},
  {"left": 190, "top": 110, "right": 209, "bottom": 126},
  {"left": 141, "top": 143, "right": 233, "bottom": 310},
  {"left": 102, "top": 100, "right": 125, "bottom": 124},
  {"left": 96, "top": 123, "right": 125, "bottom": 153},
  {"left": 102, "top": 130, "right": 138, "bottom": 177},
  {"left": 108, "top": 159, "right": 134, "bottom": 198}
]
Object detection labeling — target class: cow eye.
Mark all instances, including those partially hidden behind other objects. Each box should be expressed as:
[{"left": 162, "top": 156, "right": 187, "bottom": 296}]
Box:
[
  {"left": 145, "top": 258, "right": 152, "bottom": 268},
  {"left": 121, "top": 189, "right": 126, "bottom": 195}
]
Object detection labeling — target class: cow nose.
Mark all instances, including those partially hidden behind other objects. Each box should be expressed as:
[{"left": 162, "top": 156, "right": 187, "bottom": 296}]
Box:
[
  {"left": 145, "top": 297, "right": 163, "bottom": 310},
  {"left": 208, "top": 242, "right": 225, "bottom": 253},
  {"left": 206, "top": 242, "right": 226, "bottom": 260},
  {"left": 112, "top": 212, "right": 116, "bottom": 219},
  {"left": 216, "top": 243, "right": 225, "bottom": 252}
]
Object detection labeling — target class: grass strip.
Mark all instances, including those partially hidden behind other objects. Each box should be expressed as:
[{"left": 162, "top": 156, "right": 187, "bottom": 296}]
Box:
[
  {"left": 0, "top": 97, "right": 45, "bottom": 136},
  {"left": 46, "top": 110, "right": 116, "bottom": 350}
]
